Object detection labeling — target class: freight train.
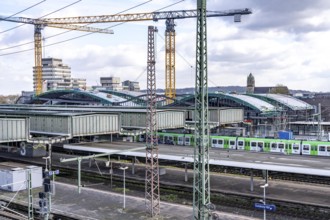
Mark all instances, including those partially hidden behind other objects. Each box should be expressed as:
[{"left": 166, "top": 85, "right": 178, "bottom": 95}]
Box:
[{"left": 155, "top": 132, "right": 330, "bottom": 157}]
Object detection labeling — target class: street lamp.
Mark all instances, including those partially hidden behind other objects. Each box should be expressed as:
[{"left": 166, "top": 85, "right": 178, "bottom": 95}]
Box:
[
  {"left": 42, "top": 156, "right": 50, "bottom": 171},
  {"left": 260, "top": 183, "right": 269, "bottom": 220},
  {"left": 119, "top": 166, "right": 128, "bottom": 210}
]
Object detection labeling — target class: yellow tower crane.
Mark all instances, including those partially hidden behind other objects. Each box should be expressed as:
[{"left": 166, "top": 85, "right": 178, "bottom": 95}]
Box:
[
  {"left": 0, "top": 16, "right": 114, "bottom": 95},
  {"left": 41, "top": 8, "right": 252, "bottom": 102}
]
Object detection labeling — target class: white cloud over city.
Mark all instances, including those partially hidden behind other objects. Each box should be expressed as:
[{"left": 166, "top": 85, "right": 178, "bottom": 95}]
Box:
[{"left": 0, "top": 0, "right": 330, "bottom": 95}]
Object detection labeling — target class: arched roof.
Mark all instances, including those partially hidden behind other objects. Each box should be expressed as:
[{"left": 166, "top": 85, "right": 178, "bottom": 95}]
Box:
[
  {"left": 247, "top": 94, "right": 314, "bottom": 111},
  {"left": 171, "top": 93, "right": 276, "bottom": 113},
  {"left": 33, "top": 90, "right": 118, "bottom": 105}
]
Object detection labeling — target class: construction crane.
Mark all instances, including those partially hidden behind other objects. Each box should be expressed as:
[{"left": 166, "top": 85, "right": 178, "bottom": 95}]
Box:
[
  {"left": 40, "top": 9, "right": 252, "bottom": 102},
  {"left": 0, "top": 16, "right": 114, "bottom": 95}
]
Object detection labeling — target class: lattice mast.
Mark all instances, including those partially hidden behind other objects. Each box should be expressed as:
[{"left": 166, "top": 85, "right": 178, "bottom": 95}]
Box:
[
  {"left": 145, "top": 26, "right": 160, "bottom": 217},
  {"left": 193, "top": 0, "right": 210, "bottom": 219},
  {"left": 165, "top": 19, "right": 176, "bottom": 104}
]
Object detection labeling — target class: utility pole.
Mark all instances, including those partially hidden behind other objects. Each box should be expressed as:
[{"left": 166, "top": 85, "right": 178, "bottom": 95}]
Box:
[
  {"left": 145, "top": 26, "right": 160, "bottom": 217},
  {"left": 317, "top": 103, "right": 322, "bottom": 141},
  {"left": 193, "top": 0, "right": 210, "bottom": 219}
]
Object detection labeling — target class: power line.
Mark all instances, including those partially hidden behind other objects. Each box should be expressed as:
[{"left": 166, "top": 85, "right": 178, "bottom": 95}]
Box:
[
  {"left": 0, "top": 0, "right": 82, "bottom": 34},
  {"left": 0, "top": 0, "right": 185, "bottom": 57},
  {"left": 0, "top": 0, "right": 46, "bottom": 23},
  {"left": 0, "top": 0, "right": 153, "bottom": 51}
]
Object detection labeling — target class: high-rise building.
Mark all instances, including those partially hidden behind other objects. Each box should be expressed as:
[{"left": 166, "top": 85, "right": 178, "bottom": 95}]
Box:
[
  {"left": 33, "top": 57, "right": 86, "bottom": 92},
  {"left": 100, "top": 76, "right": 122, "bottom": 91},
  {"left": 122, "top": 80, "right": 140, "bottom": 92}
]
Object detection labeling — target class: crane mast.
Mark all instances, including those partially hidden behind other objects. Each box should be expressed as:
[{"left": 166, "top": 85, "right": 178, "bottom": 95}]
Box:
[
  {"left": 0, "top": 16, "right": 113, "bottom": 95},
  {"left": 40, "top": 9, "right": 252, "bottom": 100},
  {"left": 165, "top": 19, "right": 176, "bottom": 104}
]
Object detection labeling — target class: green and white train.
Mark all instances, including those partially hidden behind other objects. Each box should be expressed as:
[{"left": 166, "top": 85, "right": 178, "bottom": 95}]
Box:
[{"left": 156, "top": 132, "right": 330, "bottom": 157}]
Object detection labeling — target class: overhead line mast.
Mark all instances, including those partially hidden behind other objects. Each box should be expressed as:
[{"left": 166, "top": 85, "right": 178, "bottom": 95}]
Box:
[{"left": 145, "top": 26, "right": 160, "bottom": 217}]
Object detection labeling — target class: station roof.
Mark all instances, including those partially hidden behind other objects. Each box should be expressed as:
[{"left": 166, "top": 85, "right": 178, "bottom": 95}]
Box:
[
  {"left": 225, "top": 94, "right": 276, "bottom": 112},
  {"left": 248, "top": 94, "right": 314, "bottom": 111},
  {"left": 172, "top": 93, "right": 276, "bottom": 113}
]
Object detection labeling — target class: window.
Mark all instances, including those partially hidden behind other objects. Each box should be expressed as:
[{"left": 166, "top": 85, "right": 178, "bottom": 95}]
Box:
[
  {"left": 303, "top": 145, "right": 310, "bottom": 151},
  {"left": 212, "top": 139, "right": 217, "bottom": 144},
  {"left": 327, "top": 146, "right": 330, "bottom": 152},
  {"left": 278, "top": 143, "right": 284, "bottom": 149},
  {"left": 185, "top": 137, "right": 190, "bottom": 142},
  {"left": 238, "top": 141, "right": 244, "bottom": 146},
  {"left": 229, "top": 140, "right": 235, "bottom": 145},
  {"left": 218, "top": 139, "right": 223, "bottom": 145},
  {"left": 251, "top": 142, "right": 257, "bottom": 147},
  {"left": 271, "top": 143, "right": 277, "bottom": 149},
  {"left": 319, "top": 146, "right": 326, "bottom": 152},
  {"left": 292, "top": 144, "right": 299, "bottom": 150},
  {"left": 258, "top": 142, "right": 264, "bottom": 148},
  {"left": 178, "top": 137, "right": 183, "bottom": 141}
]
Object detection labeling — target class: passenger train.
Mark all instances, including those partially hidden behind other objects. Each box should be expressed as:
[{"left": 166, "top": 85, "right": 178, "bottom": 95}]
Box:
[{"left": 155, "top": 132, "right": 330, "bottom": 157}]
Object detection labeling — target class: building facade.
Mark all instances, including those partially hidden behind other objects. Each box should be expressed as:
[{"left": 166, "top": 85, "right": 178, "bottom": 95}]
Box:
[
  {"left": 122, "top": 80, "right": 140, "bottom": 91},
  {"left": 33, "top": 58, "right": 86, "bottom": 92},
  {"left": 100, "top": 77, "right": 122, "bottom": 91}
]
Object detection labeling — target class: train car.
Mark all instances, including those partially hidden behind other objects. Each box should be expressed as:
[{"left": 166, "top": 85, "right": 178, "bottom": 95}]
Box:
[{"left": 158, "top": 132, "right": 330, "bottom": 157}]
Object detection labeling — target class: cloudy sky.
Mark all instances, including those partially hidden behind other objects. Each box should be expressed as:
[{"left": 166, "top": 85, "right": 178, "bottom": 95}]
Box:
[{"left": 0, "top": 0, "right": 329, "bottom": 95}]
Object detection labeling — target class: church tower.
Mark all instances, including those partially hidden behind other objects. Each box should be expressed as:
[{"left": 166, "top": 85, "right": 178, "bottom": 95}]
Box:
[{"left": 246, "top": 73, "right": 255, "bottom": 93}]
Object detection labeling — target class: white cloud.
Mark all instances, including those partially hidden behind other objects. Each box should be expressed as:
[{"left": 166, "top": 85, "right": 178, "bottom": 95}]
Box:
[{"left": 0, "top": 0, "right": 330, "bottom": 94}]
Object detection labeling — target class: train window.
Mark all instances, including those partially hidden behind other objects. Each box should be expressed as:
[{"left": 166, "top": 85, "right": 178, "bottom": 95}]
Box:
[
  {"left": 278, "top": 143, "right": 284, "bottom": 149},
  {"left": 327, "top": 146, "right": 330, "bottom": 152},
  {"left": 178, "top": 137, "right": 183, "bottom": 141},
  {"left": 319, "top": 146, "right": 326, "bottom": 152},
  {"left": 271, "top": 143, "right": 277, "bottom": 149},
  {"left": 169, "top": 136, "right": 173, "bottom": 140},
  {"left": 185, "top": 137, "right": 190, "bottom": 142},
  {"left": 229, "top": 140, "right": 235, "bottom": 145},
  {"left": 218, "top": 140, "right": 223, "bottom": 145},
  {"left": 238, "top": 141, "right": 244, "bottom": 146},
  {"left": 212, "top": 139, "right": 217, "bottom": 144},
  {"left": 292, "top": 144, "right": 299, "bottom": 150},
  {"left": 251, "top": 142, "right": 256, "bottom": 147},
  {"left": 303, "top": 145, "right": 310, "bottom": 151}
]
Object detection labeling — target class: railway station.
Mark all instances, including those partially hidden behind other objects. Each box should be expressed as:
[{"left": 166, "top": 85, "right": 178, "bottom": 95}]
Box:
[{"left": 0, "top": 1, "right": 329, "bottom": 219}]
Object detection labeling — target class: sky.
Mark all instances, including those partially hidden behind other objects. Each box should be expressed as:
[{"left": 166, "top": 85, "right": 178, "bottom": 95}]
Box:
[{"left": 0, "top": 0, "right": 330, "bottom": 95}]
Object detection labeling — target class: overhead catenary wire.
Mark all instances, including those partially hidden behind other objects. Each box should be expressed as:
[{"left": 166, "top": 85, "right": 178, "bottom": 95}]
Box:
[
  {"left": 0, "top": 0, "right": 46, "bottom": 23},
  {"left": 0, "top": 0, "right": 185, "bottom": 56},
  {"left": 0, "top": 0, "right": 153, "bottom": 52},
  {"left": 0, "top": 0, "right": 82, "bottom": 34}
]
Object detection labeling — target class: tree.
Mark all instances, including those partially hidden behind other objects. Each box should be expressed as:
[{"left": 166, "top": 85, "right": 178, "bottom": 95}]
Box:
[{"left": 270, "top": 84, "right": 289, "bottom": 95}]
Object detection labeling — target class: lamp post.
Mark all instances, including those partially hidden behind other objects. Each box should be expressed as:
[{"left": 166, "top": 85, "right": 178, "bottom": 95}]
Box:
[
  {"left": 260, "top": 183, "right": 269, "bottom": 220},
  {"left": 42, "top": 156, "right": 50, "bottom": 171},
  {"left": 119, "top": 166, "right": 128, "bottom": 210}
]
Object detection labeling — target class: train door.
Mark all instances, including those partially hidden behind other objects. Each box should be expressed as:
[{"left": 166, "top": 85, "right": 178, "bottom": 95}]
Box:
[
  {"left": 270, "top": 142, "right": 278, "bottom": 153},
  {"left": 185, "top": 136, "right": 191, "bottom": 146},
  {"left": 291, "top": 143, "right": 300, "bottom": 154},
  {"left": 164, "top": 135, "right": 174, "bottom": 145},
  {"left": 302, "top": 144, "right": 311, "bottom": 155},
  {"left": 237, "top": 140, "right": 245, "bottom": 150},
  {"left": 229, "top": 139, "right": 236, "bottom": 149},
  {"left": 217, "top": 139, "right": 224, "bottom": 148},
  {"left": 177, "top": 136, "right": 184, "bottom": 145},
  {"left": 257, "top": 142, "right": 264, "bottom": 152},
  {"left": 250, "top": 141, "right": 257, "bottom": 151},
  {"left": 278, "top": 143, "right": 285, "bottom": 153}
]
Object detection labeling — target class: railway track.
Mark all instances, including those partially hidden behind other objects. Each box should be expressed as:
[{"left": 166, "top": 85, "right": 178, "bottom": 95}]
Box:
[{"left": 0, "top": 152, "right": 330, "bottom": 219}]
